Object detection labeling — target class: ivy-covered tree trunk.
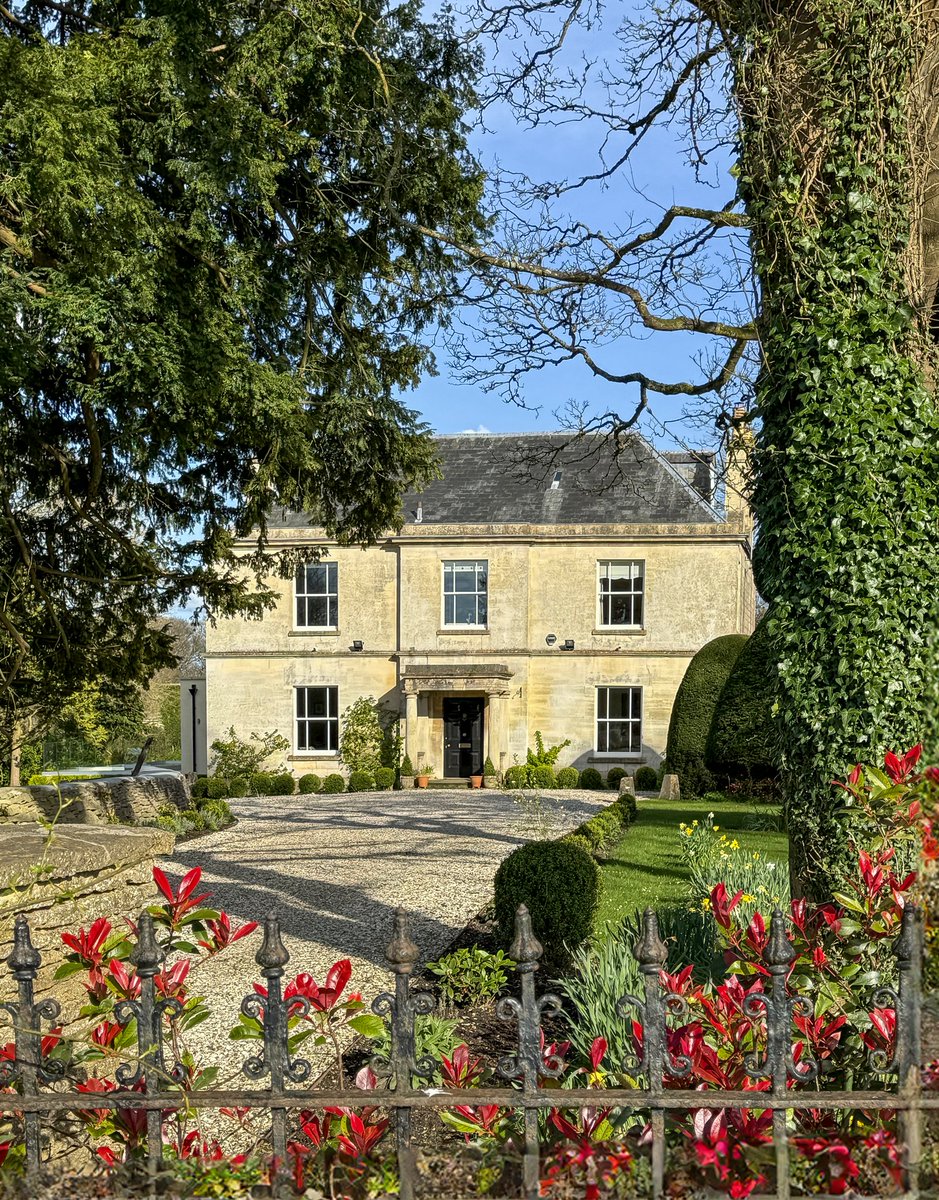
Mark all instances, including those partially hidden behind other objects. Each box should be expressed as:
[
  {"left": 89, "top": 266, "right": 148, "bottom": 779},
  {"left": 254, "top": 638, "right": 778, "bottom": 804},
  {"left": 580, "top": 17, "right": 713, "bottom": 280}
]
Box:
[{"left": 732, "top": 0, "right": 939, "bottom": 896}]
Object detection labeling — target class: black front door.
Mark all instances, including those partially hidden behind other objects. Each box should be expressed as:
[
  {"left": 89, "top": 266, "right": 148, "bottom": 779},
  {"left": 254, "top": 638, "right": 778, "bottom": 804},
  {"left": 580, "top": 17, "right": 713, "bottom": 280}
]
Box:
[{"left": 443, "top": 697, "right": 484, "bottom": 777}]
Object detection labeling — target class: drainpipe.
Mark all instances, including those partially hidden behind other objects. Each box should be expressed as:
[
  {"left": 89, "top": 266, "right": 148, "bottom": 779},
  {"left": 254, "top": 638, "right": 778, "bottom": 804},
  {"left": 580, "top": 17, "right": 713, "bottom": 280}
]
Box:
[{"left": 189, "top": 684, "right": 199, "bottom": 773}]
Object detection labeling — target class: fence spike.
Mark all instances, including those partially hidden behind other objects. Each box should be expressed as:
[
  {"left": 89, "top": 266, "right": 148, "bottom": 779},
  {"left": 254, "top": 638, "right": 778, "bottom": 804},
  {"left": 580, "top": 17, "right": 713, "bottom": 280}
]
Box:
[
  {"left": 386, "top": 907, "right": 420, "bottom": 975},
  {"left": 509, "top": 904, "right": 543, "bottom": 971},
  {"left": 7, "top": 914, "right": 40, "bottom": 977},
  {"left": 635, "top": 908, "right": 667, "bottom": 971},
  {"left": 765, "top": 908, "right": 796, "bottom": 968},
  {"left": 256, "top": 912, "right": 290, "bottom": 972},
  {"left": 894, "top": 903, "right": 918, "bottom": 966},
  {"left": 130, "top": 912, "right": 164, "bottom": 975}
]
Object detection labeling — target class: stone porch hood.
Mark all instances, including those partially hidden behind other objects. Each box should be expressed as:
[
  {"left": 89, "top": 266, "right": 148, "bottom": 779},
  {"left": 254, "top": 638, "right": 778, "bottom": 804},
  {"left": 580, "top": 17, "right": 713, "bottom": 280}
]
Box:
[{"left": 399, "top": 664, "right": 514, "bottom": 696}]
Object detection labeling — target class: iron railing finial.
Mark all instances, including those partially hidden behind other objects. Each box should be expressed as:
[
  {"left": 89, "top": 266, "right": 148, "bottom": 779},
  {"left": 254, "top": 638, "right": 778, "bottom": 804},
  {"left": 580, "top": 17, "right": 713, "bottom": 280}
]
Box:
[
  {"left": 509, "top": 904, "right": 543, "bottom": 972},
  {"left": 7, "top": 914, "right": 40, "bottom": 978}
]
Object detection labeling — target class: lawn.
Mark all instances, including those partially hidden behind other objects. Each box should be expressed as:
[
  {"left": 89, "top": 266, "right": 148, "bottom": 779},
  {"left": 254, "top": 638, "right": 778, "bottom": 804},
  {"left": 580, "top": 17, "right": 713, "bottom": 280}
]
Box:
[{"left": 595, "top": 796, "right": 789, "bottom": 927}]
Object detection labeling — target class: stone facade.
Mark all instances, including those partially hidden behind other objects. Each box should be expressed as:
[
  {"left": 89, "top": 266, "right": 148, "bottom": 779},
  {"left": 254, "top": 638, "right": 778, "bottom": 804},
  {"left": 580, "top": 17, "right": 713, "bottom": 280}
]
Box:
[{"left": 205, "top": 433, "right": 755, "bottom": 780}]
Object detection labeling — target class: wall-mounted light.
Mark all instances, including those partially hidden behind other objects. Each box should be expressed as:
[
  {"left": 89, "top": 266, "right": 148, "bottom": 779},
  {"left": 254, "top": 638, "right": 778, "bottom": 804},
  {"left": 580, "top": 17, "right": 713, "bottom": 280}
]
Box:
[
  {"left": 561, "top": 639, "right": 575, "bottom": 652},
  {"left": 545, "top": 633, "right": 557, "bottom": 646},
  {"left": 351, "top": 640, "right": 364, "bottom": 652}
]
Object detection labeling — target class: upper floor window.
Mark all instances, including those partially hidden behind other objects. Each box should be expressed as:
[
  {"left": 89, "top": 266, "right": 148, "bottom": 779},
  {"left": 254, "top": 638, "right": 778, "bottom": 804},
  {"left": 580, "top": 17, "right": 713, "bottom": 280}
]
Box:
[
  {"left": 596, "top": 686, "right": 642, "bottom": 754},
  {"left": 296, "top": 686, "right": 339, "bottom": 752},
  {"left": 295, "top": 562, "right": 338, "bottom": 629},
  {"left": 443, "top": 560, "right": 488, "bottom": 627},
  {"left": 598, "top": 561, "right": 644, "bottom": 628}
]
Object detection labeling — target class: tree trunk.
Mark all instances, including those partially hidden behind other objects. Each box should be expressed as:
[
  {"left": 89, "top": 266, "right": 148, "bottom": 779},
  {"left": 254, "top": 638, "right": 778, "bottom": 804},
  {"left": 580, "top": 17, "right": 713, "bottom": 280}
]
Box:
[{"left": 731, "top": 0, "right": 939, "bottom": 897}]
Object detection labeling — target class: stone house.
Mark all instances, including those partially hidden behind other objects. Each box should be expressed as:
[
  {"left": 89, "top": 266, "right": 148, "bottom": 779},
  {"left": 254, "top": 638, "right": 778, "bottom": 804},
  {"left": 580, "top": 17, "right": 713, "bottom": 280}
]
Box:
[{"left": 204, "top": 432, "right": 754, "bottom": 782}]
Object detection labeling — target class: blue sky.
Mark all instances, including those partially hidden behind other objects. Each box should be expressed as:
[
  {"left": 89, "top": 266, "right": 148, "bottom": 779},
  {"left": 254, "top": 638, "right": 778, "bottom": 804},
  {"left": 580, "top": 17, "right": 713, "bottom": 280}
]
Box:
[{"left": 408, "top": 6, "right": 746, "bottom": 453}]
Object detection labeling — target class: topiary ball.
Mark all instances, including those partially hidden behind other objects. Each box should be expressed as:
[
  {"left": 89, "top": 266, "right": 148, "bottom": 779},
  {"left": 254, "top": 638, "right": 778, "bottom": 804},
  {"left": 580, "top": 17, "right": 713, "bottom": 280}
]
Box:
[
  {"left": 556, "top": 766, "right": 580, "bottom": 789},
  {"left": 579, "top": 767, "right": 604, "bottom": 790},
  {"left": 249, "top": 772, "right": 276, "bottom": 796},
  {"left": 635, "top": 765, "right": 658, "bottom": 792},
  {"left": 323, "top": 773, "right": 346, "bottom": 794},
  {"left": 503, "top": 765, "right": 529, "bottom": 789},
  {"left": 529, "top": 764, "right": 556, "bottom": 789},
  {"left": 606, "top": 767, "right": 627, "bottom": 789},
  {"left": 348, "top": 769, "right": 376, "bottom": 793},
  {"left": 271, "top": 772, "right": 295, "bottom": 795},
  {"left": 374, "top": 767, "right": 395, "bottom": 790},
  {"left": 206, "top": 777, "right": 230, "bottom": 800},
  {"left": 494, "top": 840, "right": 599, "bottom": 967},
  {"left": 227, "top": 777, "right": 249, "bottom": 799},
  {"left": 190, "top": 777, "right": 209, "bottom": 799},
  {"left": 299, "top": 773, "right": 323, "bottom": 795}
]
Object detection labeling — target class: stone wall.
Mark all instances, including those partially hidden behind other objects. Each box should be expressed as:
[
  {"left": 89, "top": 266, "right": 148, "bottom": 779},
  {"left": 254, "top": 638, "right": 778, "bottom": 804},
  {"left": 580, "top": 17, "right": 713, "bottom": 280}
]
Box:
[
  {"left": 0, "top": 824, "right": 175, "bottom": 1007},
  {"left": 0, "top": 772, "right": 189, "bottom": 827}
]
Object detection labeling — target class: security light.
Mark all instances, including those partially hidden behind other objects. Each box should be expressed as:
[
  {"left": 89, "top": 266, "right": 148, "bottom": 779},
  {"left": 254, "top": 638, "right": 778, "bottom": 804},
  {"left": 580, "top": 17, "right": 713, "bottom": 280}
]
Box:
[
  {"left": 561, "top": 639, "right": 575, "bottom": 651},
  {"left": 351, "top": 640, "right": 364, "bottom": 652},
  {"left": 545, "top": 633, "right": 557, "bottom": 646}
]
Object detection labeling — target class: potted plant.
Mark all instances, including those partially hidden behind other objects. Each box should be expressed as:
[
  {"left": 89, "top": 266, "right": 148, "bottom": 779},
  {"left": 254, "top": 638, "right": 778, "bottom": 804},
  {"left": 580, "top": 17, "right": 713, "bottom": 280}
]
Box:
[
  {"left": 415, "top": 763, "right": 434, "bottom": 789},
  {"left": 470, "top": 766, "right": 483, "bottom": 788},
  {"left": 399, "top": 755, "right": 416, "bottom": 790},
  {"left": 482, "top": 757, "right": 499, "bottom": 788}
]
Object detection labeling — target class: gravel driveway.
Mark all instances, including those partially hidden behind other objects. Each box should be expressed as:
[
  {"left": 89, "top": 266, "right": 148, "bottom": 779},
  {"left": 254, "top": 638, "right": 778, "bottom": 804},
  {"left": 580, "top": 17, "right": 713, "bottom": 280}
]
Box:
[{"left": 163, "top": 788, "right": 605, "bottom": 1083}]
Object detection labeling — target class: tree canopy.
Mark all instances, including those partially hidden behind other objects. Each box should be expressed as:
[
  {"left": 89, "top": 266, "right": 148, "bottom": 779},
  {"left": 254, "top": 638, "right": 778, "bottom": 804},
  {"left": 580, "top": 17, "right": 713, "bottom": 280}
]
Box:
[
  {"left": 438, "top": 0, "right": 939, "bottom": 895},
  {"left": 0, "top": 0, "right": 486, "bottom": 732}
]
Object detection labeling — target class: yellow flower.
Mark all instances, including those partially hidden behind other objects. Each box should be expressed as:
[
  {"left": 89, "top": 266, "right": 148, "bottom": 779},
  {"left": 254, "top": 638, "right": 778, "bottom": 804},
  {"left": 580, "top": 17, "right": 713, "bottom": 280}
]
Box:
[
  {"left": 731, "top": 839, "right": 740, "bottom": 850},
  {"left": 742, "top": 893, "right": 755, "bottom": 902},
  {"left": 701, "top": 897, "right": 711, "bottom": 910},
  {"left": 753, "top": 852, "right": 761, "bottom": 860},
  {"left": 692, "top": 820, "right": 698, "bottom": 827},
  {"left": 713, "top": 825, "right": 719, "bottom": 831}
]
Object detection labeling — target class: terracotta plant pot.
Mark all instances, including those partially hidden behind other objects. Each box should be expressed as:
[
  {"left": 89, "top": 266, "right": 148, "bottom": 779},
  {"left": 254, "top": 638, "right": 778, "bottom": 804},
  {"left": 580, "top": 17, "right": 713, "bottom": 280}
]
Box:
[
  {"left": 415, "top": 775, "right": 430, "bottom": 789},
  {"left": 470, "top": 774, "right": 483, "bottom": 788}
]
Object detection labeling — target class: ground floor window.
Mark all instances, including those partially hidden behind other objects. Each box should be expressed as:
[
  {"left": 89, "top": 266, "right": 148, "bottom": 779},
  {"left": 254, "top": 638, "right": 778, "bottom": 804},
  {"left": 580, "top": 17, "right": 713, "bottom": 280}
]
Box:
[
  {"left": 296, "top": 686, "right": 339, "bottom": 752},
  {"left": 596, "top": 686, "right": 642, "bottom": 754}
]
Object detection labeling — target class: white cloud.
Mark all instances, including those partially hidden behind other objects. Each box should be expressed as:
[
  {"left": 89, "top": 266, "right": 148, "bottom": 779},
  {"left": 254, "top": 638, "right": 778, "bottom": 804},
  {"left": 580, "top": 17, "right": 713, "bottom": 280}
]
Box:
[{"left": 456, "top": 424, "right": 492, "bottom": 435}]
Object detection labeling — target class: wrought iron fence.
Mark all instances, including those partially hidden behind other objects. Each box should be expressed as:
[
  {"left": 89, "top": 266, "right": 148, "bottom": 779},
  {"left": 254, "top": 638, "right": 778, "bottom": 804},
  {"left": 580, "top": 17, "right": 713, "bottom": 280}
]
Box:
[{"left": 0, "top": 901, "right": 931, "bottom": 1200}]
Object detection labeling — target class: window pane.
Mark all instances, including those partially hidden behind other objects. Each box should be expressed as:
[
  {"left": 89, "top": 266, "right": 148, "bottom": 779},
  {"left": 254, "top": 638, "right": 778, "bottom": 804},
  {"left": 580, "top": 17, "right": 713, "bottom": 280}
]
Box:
[
  {"left": 298, "top": 724, "right": 308, "bottom": 751},
  {"left": 477, "top": 596, "right": 488, "bottom": 624},
  {"left": 307, "top": 721, "right": 329, "bottom": 751},
  {"left": 328, "top": 718, "right": 338, "bottom": 751},
  {"left": 444, "top": 595, "right": 455, "bottom": 624},
  {"left": 306, "top": 597, "right": 328, "bottom": 627},
  {"left": 477, "top": 570, "right": 487, "bottom": 592},
  {"left": 305, "top": 564, "right": 327, "bottom": 594},
  {"left": 325, "top": 562, "right": 337, "bottom": 590},
  {"left": 329, "top": 595, "right": 338, "bottom": 627},
  {"left": 633, "top": 596, "right": 643, "bottom": 627},
  {"left": 328, "top": 687, "right": 338, "bottom": 718},
  {"left": 606, "top": 723, "right": 634, "bottom": 752},
  {"left": 296, "top": 598, "right": 306, "bottom": 626},
  {"left": 597, "top": 689, "right": 607, "bottom": 718},
  {"left": 297, "top": 689, "right": 306, "bottom": 718},
  {"left": 455, "top": 594, "right": 477, "bottom": 624},
  {"left": 597, "top": 722, "right": 608, "bottom": 752},
  {"left": 453, "top": 565, "right": 475, "bottom": 591}
]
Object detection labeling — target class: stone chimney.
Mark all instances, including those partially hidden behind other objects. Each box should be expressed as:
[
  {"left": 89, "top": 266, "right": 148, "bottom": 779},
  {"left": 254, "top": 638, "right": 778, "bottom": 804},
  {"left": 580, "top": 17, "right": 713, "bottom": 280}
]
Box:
[{"left": 725, "top": 406, "right": 754, "bottom": 532}]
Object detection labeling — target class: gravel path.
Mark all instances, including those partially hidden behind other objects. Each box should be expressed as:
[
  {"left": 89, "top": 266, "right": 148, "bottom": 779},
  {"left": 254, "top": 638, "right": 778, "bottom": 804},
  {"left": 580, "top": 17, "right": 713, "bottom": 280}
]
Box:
[{"left": 163, "top": 789, "right": 606, "bottom": 1084}]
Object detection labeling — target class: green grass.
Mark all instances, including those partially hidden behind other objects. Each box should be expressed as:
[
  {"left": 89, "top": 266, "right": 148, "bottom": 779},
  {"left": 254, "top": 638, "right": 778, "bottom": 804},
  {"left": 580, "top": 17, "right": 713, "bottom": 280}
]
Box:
[{"left": 595, "top": 797, "right": 789, "bottom": 927}]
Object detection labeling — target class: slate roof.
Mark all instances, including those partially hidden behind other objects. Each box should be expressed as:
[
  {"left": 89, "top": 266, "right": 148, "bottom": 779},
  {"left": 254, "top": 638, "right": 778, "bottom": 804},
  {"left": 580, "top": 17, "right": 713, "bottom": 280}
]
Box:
[{"left": 269, "top": 432, "right": 722, "bottom": 529}]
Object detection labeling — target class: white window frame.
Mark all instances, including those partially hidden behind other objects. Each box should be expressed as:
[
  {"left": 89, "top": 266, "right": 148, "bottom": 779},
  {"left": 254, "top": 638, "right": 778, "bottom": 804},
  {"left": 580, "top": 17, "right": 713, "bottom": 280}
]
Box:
[
  {"left": 597, "top": 560, "right": 644, "bottom": 629},
  {"left": 441, "top": 560, "right": 489, "bottom": 629},
  {"left": 295, "top": 685, "right": 340, "bottom": 755},
  {"left": 595, "top": 686, "right": 643, "bottom": 757},
  {"left": 294, "top": 562, "right": 339, "bottom": 630}
]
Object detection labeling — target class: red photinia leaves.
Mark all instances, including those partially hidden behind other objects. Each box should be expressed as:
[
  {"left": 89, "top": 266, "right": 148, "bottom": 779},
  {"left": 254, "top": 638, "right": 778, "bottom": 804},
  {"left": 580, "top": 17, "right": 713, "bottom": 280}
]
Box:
[
  {"left": 252, "top": 959, "right": 354, "bottom": 1017},
  {"left": 62, "top": 918, "right": 112, "bottom": 969},
  {"left": 196, "top": 911, "right": 258, "bottom": 955},
  {"left": 336, "top": 1111, "right": 389, "bottom": 1159},
  {"left": 884, "top": 744, "right": 923, "bottom": 785},
  {"left": 441, "top": 1043, "right": 484, "bottom": 1088},
  {"left": 152, "top": 866, "right": 213, "bottom": 927},
  {"left": 860, "top": 1007, "right": 897, "bottom": 1057}
]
